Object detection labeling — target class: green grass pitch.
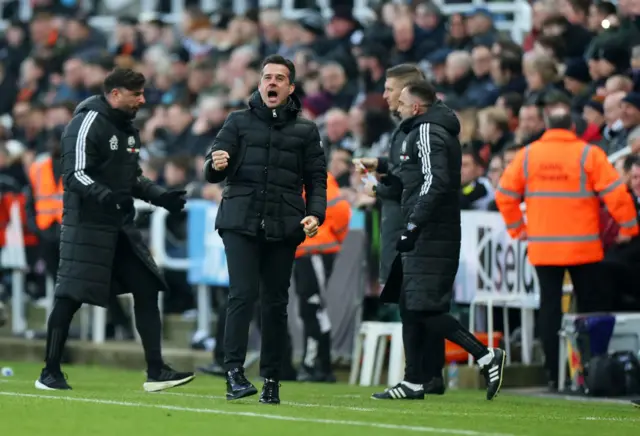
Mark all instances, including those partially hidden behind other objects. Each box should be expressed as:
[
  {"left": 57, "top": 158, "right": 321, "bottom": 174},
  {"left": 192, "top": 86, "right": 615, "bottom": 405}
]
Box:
[{"left": 0, "top": 362, "right": 638, "bottom": 435}]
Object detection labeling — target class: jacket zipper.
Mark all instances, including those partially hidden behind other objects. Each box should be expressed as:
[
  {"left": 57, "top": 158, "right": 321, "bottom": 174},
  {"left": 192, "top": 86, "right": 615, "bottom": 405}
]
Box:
[
  {"left": 272, "top": 109, "right": 277, "bottom": 118},
  {"left": 261, "top": 125, "right": 273, "bottom": 231}
]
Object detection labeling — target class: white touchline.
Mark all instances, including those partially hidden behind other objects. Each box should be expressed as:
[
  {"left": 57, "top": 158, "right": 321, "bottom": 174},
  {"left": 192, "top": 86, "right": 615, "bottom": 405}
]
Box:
[
  {"left": 159, "top": 391, "right": 517, "bottom": 418},
  {"left": 0, "top": 391, "right": 516, "bottom": 436}
]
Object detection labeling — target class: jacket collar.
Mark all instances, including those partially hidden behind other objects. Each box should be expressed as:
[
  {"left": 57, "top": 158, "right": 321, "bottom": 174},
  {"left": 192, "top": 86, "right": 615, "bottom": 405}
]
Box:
[{"left": 539, "top": 129, "right": 579, "bottom": 142}]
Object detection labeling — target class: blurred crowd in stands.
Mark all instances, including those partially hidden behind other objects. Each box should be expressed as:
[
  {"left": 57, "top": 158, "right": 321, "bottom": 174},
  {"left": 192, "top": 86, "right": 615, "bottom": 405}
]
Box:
[{"left": 2, "top": 0, "right": 640, "bottom": 339}]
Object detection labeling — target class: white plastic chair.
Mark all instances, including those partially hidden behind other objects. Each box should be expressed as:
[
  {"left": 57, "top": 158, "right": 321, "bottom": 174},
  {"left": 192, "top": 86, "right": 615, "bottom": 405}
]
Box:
[{"left": 349, "top": 321, "right": 404, "bottom": 387}]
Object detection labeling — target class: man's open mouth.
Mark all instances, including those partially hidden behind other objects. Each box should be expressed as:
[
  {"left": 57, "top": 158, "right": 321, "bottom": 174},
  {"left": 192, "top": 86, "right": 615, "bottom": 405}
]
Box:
[{"left": 267, "top": 90, "right": 278, "bottom": 98}]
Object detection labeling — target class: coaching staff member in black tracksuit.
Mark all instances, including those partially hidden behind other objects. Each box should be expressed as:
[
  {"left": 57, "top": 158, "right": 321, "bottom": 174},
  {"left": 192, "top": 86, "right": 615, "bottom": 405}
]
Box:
[
  {"left": 36, "top": 68, "right": 194, "bottom": 392},
  {"left": 358, "top": 81, "right": 506, "bottom": 401},
  {"left": 204, "top": 55, "right": 327, "bottom": 405},
  {"left": 363, "top": 64, "right": 446, "bottom": 394}
]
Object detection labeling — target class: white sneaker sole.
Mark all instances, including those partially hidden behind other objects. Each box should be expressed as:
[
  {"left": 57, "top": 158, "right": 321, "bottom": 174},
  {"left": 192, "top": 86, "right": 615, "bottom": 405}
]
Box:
[
  {"left": 35, "top": 379, "right": 58, "bottom": 390},
  {"left": 143, "top": 375, "right": 195, "bottom": 393}
]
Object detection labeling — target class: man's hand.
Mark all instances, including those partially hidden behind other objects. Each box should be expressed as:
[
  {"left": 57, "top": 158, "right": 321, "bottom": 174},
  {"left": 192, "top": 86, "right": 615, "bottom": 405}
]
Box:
[
  {"left": 517, "top": 230, "right": 527, "bottom": 241},
  {"left": 301, "top": 216, "right": 320, "bottom": 238},
  {"left": 212, "top": 150, "right": 230, "bottom": 171},
  {"left": 157, "top": 190, "right": 187, "bottom": 213},
  {"left": 396, "top": 224, "right": 420, "bottom": 253},
  {"left": 353, "top": 157, "right": 378, "bottom": 174}
]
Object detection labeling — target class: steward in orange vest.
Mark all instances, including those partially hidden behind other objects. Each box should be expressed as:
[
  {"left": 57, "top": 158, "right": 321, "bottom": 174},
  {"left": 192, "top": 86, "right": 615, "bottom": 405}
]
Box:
[
  {"left": 295, "top": 172, "right": 351, "bottom": 258},
  {"left": 495, "top": 111, "right": 638, "bottom": 388},
  {"left": 26, "top": 128, "right": 64, "bottom": 278},
  {"left": 293, "top": 172, "right": 350, "bottom": 381},
  {"left": 496, "top": 128, "right": 638, "bottom": 266}
]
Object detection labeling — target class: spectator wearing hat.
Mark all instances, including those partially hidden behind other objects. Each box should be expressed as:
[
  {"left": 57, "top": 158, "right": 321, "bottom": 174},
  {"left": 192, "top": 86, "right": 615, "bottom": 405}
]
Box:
[
  {"left": 598, "top": 43, "right": 631, "bottom": 79},
  {"left": 564, "top": 58, "right": 593, "bottom": 112},
  {"left": 426, "top": 48, "right": 452, "bottom": 92}
]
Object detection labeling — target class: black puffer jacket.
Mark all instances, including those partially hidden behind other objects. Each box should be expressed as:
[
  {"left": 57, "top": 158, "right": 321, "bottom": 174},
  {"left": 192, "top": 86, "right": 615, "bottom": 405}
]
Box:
[
  {"left": 393, "top": 101, "right": 462, "bottom": 312},
  {"left": 376, "top": 121, "right": 407, "bottom": 284},
  {"left": 204, "top": 92, "right": 327, "bottom": 245},
  {"left": 56, "top": 96, "right": 169, "bottom": 307}
]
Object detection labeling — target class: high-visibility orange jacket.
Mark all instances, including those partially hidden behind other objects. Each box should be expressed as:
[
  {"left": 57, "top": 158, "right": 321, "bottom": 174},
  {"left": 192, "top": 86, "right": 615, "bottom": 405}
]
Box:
[
  {"left": 296, "top": 172, "right": 351, "bottom": 258},
  {"left": 28, "top": 157, "right": 63, "bottom": 231},
  {"left": 496, "top": 129, "right": 639, "bottom": 266}
]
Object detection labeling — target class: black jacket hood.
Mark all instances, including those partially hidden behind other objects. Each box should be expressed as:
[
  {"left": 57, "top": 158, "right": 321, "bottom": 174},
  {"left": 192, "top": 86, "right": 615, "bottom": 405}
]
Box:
[
  {"left": 74, "top": 95, "right": 136, "bottom": 126},
  {"left": 402, "top": 100, "right": 461, "bottom": 137}
]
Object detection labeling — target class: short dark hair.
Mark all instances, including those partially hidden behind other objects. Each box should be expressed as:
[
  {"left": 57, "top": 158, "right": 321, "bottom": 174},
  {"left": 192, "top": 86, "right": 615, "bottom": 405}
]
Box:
[
  {"left": 103, "top": 68, "right": 146, "bottom": 93},
  {"left": 461, "top": 143, "right": 483, "bottom": 166},
  {"left": 261, "top": 55, "right": 296, "bottom": 83},
  {"left": 624, "top": 154, "right": 639, "bottom": 172},
  {"left": 521, "top": 103, "right": 544, "bottom": 119},
  {"left": 536, "top": 34, "right": 565, "bottom": 60},
  {"left": 498, "top": 52, "right": 522, "bottom": 76},
  {"left": 499, "top": 92, "right": 524, "bottom": 117},
  {"left": 595, "top": 1, "right": 617, "bottom": 16},
  {"left": 404, "top": 81, "right": 437, "bottom": 106},
  {"left": 386, "top": 64, "right": 425, "bottom": 85},
  {"left": 568, "top": 0, "right": 591, "bottom": 16}
]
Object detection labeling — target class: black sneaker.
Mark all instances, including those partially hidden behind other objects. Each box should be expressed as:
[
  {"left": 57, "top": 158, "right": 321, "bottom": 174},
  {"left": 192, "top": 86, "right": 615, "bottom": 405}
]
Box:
[
  {"left": 371, "top": 382, "right": 424, "bottom": 400},
  {"left": 259, "top": 379, "right": 280, "bottom": 404},
  {"left": 197, "top": 363, "right": 226, "bottom": 377},
  {"left": 143, "top": 364, "right": 195, "bottom": 392},
  {"left": 226, "top": 367, "right": 258, "bottom": 400},
  {"left": 424, "top": 377, "right": 445, "bottom": 395},
  {"left": 632, "top": 399, "right": 640, "bottom": 408},
  {"left": 35, "top": 368, "right": 72, "bottom": 390},
  {"left": 480, "top": 348, "right": 506, "bottom": 400}
]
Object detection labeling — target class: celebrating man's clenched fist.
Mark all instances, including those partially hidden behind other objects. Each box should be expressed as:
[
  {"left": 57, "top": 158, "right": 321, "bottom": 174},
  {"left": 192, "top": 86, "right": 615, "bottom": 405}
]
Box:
[{"left": 211, "top": 150, "right": 230, "bottom": 171}]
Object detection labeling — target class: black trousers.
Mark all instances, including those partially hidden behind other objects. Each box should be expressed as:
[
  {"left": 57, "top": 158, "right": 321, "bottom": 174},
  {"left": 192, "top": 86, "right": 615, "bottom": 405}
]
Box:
[
  {"left": 221, "top": 231, "right": 297, "bottom": 379},
  {"left": 45, "top": 233, "right": 163, "bottom": 370},
  {"left": 293, "top": 253, "right": 335, "bottom": 373},
  {"left": 398, "top": 291, "right": 446, "bottom": 384},
  {"left": 535, "top": 262, "right": 611, "bottom": 383}
]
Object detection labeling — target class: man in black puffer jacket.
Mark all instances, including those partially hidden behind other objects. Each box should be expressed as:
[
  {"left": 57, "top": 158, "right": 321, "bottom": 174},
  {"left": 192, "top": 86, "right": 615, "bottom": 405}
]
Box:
[
  {"left": 204, "top": 55, "right": 327, "bottom": 404},
  {"left": 359, "top": 81, "right": 506, "bottom": 402},
  {"left": 36, "top": 69, "right": 194, "bottom": 393}
]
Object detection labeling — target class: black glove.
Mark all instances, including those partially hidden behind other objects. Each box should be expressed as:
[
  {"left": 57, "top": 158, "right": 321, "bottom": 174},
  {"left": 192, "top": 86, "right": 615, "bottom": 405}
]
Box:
[
  {"left": 157, "top": 190, "right": 187, "bottom": 213},
  {"left": 103, "top": 192, "right": 134, "bottom": 213},
  {"left": 396, "top": 223, "right": 420, "bottom": 253}
]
